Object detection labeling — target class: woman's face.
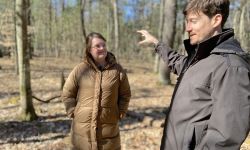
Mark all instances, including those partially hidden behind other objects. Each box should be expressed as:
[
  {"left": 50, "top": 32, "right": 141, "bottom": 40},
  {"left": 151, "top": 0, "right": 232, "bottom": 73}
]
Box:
[{"left": 90, "top": 37, "right": 107, "bottom": 63}]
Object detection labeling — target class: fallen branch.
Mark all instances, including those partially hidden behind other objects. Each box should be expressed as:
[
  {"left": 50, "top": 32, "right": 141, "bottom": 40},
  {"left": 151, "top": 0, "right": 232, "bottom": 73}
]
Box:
[
  {"left": 32, "top": 95, "right": 60, "bottom": 103},
  {"left": 126, "top": 111, "right": 144, "bottom": 121}
]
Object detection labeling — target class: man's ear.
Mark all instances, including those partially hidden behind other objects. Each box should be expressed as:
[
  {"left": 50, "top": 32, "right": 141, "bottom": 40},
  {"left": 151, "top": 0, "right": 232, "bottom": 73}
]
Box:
[{"left": 212, "top": 14, "right": 222, "bottom": 28}]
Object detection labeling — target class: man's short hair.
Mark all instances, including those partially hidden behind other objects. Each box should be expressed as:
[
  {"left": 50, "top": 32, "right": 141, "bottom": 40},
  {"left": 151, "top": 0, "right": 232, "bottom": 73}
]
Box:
[{"left": 183, "top": 0, "right": 230, "bottom": 28}]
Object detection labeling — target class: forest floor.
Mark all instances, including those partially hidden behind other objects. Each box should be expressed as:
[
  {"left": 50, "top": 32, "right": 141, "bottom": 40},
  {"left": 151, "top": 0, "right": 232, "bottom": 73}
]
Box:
[{"left": 0, "top": 57, "right": 249, "bottom": 150}]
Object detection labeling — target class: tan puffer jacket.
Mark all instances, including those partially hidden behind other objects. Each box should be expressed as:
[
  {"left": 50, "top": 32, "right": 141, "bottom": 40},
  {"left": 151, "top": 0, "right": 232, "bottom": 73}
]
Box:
[{"left": 61, "top": 52, "right": 131, "bottom": 150}]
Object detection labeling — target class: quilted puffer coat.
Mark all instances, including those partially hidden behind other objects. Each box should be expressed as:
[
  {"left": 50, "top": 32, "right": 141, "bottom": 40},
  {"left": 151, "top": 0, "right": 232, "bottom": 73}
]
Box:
[{"left": 61, "top": 52, "right": 131, "bottom": 150}]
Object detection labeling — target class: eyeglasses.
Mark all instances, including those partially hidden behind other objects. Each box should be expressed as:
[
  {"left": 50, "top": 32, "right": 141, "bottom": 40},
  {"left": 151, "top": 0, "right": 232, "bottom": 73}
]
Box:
[{"left": 91, "top": 44, "right": 106, "bottom": 49}]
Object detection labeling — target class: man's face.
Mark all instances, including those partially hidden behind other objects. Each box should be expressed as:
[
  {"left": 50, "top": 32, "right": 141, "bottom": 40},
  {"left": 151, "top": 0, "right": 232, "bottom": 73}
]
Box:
[{"left": 185, "top": 11, "right": 217, "bottom": 45}]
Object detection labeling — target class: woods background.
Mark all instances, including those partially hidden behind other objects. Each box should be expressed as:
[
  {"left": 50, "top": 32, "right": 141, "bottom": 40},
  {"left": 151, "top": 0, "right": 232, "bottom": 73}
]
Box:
[
  {"left": 0, "top": 0, "right": 249, "bottom": 149},
  {"left": 1, "top": 0, "right": 249, "bottom": 60}
]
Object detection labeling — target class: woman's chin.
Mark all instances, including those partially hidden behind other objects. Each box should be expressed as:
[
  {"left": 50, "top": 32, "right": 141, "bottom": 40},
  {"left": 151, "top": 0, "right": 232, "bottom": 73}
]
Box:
[
  {"left": 99, "top": 54, "right": 107, "bottom": 58},
  {"left": 95, "top": 55, "right": 106, "bottom": 61}
]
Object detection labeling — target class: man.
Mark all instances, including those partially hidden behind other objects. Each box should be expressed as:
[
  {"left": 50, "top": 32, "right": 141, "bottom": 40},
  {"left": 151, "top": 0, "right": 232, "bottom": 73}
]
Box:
[{"left": 138, "top": 0, "right": 250, "bottom": 149}]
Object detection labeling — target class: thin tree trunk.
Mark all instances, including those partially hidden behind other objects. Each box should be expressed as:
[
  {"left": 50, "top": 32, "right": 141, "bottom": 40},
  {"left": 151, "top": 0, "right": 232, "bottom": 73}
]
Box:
[
  {"left": 239, "top": 1, "right": 250, "bottom": 52},
  {"left": 179, "top": 0, "right": 188, "bottom": 55},
  {"left": 61, "top": 0, "right": 65, "bottom": 12},
  {"left": 159, "top": 0, "right": 177, "bottom": 85},
  {"left": 88, "top": 0, "right": 92, "bottom": 24},
  {"left": 26, "top": 0, "right": 33, "bottom": 59},
  {"left": 49, "top": 0, "right": 53, "bottom": 56},
  {"left": 112, "top": 0, "right": 119, "bottom": 61},
  {"left": 240, "top": 0, "right": 247, "bottom": 7},
  {"left": 79, "top": 0, "right": 86, "bottom": 58},
  {"left": 154, "top": 0, "right": 165, "bottom": 73},
  {"left": 54, "top": 0, "right": 59, "bottom": 58},
  {"left": 13, "top": 1, "right": 19, "bottom": 75},
  {"left": 233, "top": 10, "right": 241, "bottom": 40},
  {"left": 79, "top": 0, "right": 87, "bottom": 40},
  {"left": 59, "top": 0, "right": 65, "bottom": 57},
  {"left": 106, "top": 1, "right": 113, "bottom": 52},
  {"left": 15, "top": 0, "right": 37, "bottom": 121},
  {"left": 234, "top": 0, "right": 250, "bottom": 52}
]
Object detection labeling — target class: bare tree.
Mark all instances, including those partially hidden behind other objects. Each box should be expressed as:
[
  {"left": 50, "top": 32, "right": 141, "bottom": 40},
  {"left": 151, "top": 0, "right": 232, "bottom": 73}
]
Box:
[
  {"left": 79, "top": 0, "right": 87, "bottom": 41},
  {"left": 234, "top": 0, "right": 250, "bottom": 52},
  {"left": 15, "top": 0, "right": 37, "bottom": 121},
  {"left": 107, "top": 1, "right": 112, "bottom": 51},
  {"left": 79, "top": 0, "right": 87, "bottom": 58},
  {"left": 48, "top": 0, "right": 53, "bottom": 55},
  {"left": 112, "top": 0, "right": 119, "bottom": 61},
  {"left": 159, "top": 0, "right": 177, "bottom": 85},
  {"left": 154, "top": 0, "right": 165, "bottom": 73},
  {"left": 26, "top": 0, "right": 33, "bottom": 59}
]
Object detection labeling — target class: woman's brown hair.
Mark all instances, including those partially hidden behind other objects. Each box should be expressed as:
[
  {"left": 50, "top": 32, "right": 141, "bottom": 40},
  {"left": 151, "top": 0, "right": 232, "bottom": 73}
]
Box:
[{"left": 85, "top": 32, "right": 106, "bottom": 59}]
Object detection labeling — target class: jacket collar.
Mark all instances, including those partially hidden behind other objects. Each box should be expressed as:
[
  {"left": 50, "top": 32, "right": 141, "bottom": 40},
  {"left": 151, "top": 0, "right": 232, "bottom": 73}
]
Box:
[
  {"left": 184, "top": 28, "right": 235, "bottom": 61},
  {"left": 85, "top": 52, "right": 117, "bottom": 71}
]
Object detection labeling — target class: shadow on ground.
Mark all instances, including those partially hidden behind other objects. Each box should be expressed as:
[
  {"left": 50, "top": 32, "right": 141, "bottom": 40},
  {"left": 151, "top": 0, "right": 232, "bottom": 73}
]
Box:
[
  {"left": 0, "top": 106, "right": 170, "bottom": 144},
  {"left": 120, "top": 106, "right": 169, "bottom": 131},
  {"left": 0, "top": 114, "right": 71, "bottom": 144}
]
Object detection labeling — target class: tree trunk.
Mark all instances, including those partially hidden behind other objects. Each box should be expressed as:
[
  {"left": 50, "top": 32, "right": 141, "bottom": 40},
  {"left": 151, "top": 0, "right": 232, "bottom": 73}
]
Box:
[
  {"left": 79, "top": 0, "right": 86, "bottom": 58},
  {"left": 233, "top": 9, "right": 241, "bottom": 40},
  {"left": 26, "top": 0, "right": 33, "bottom": 59},
  {"left": 112, "top": 0, "right": 119, "bottom": 61},
  {"left": 54, "top": 0, "right": 59, "bottom": 58},
  {"left": 0, "top": 49, "right": 2, "bottom": 57},
  {"left": 159, "top": 0, "right": 177, "bottom": 85},
  {"left": 56, "top": 0, "right": 65, "bottom": 58},
  {"left": 14, "top": 45, "right": 19, "bottom": 75},
  {"left": 234, "top": 0, "right": 250, "bottom": 52},
  {"left": 154, "top": 0, "right": 165, "bottom": 73},
  {"left": 13, "top": 1, "right": 19, "bottom": 75},
  {"left": 240, "top": 0, "right": 247, "bottom": 7},
  {"left": 107, "top": 2, "right": 112, "bottom": 51},
  {"left": 15, "top": 0, "right": 37, "bottom": 121},
  {"left": 48, "top": 0, "right": 53, "bottom": 56},
  {"left": 239, "top": 1, "right": 250, "bottom": 52},
  {"left": 88, "top": 0, "right": 92, "bottom": 24},
  {"left": 61, "top": 0, "right": 65, "bottom": 12}
]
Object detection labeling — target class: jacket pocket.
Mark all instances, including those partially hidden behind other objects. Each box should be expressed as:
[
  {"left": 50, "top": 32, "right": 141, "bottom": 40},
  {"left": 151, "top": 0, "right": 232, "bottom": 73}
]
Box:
[
  {"left": 194, "top": 122, "right": 208, "bottom": 147},
  {"left": 73, "top": 102, "right": 81, "bottom": 117},
  {"left": 72, "top": 121, "right": 91, "bottom": 137},
  {"left": 100, "top": 107, "right": 119, "bottom": 124},
  {"left": 100, "top": 123, "right": 119, "bottom": 138},
  {"left": 74, "top": 107, "right": 92, "bottom": 123}
]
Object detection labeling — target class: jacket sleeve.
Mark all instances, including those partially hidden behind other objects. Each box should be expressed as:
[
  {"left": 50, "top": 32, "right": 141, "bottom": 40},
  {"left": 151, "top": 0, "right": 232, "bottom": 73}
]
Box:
[
  {"left": 198, "top": 66, "right": 250, "bottom": 150},
  {"left": 61, "top": 66, "right": 80, "bottom": 118},
  {"left": 118, "top": 68, "right": 131, "bottom": 114},
  {"left": 155, "top": 42, "right": 187, "bottom": 75}
]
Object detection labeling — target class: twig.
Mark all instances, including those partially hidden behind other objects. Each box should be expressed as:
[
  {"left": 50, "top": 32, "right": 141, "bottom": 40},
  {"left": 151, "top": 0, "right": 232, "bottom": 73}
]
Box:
[{"left": 32, "top": 95, "right": 60, "bottom": 103}]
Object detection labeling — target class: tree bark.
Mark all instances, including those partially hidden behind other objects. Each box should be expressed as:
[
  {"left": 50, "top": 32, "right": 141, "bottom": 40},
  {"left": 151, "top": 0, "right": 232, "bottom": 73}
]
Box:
[
  {"left": 112, "top": 0, "right": 119, "bottom": 61},
  {"left": 239, "top": 1, "right": 250, "bottom": 52},
  {"left": 13, "top": 1, "right": 19, "bottom": 75},
  {"left": 234, "top": 0, "right": 250, "bottom": 52},
  {"left": 88, "top": 0, "right": 92, "bottom": 24},
  {"left": 48, "top": 0, "right": 53, "bottom": 56},
  {"left": 106, "top": 1, "right": 113, "bottom": 51},
  {"left": 79, "top": 0, "right": 87, "bottom": 40},
  {"left": 26, "top": 0, "right": 33, "bottom": 59},
  {"left": 159, "top": 0, "right": 177, "bottom": 85},
  {"left": 79, "top": 0, "right": 87, "bottom": 58},
  {"left": 154, "top": 0, "right": 165, "bottom": 73},
  {"left": 15, "top": 0, "right": 37, "bottom": 121}
]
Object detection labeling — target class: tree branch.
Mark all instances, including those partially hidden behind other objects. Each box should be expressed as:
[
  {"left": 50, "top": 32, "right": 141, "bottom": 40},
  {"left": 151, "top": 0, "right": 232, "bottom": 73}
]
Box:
[{"left": 32, "top": 95, "right": 60, "bottom": 103}]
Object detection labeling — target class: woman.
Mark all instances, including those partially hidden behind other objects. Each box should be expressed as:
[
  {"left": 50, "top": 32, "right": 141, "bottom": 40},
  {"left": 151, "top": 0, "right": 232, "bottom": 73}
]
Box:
[{"left": 61, "top": 32, "right": 131, "bottom": 150}]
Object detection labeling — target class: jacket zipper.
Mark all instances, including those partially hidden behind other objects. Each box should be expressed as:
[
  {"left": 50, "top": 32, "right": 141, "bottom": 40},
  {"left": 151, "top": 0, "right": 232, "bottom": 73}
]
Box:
[
  {"left": 161, "top": 55, "right": 198, "bottom": 149},
  {"left": 161, "top": 61, "right": 187, "bottom": 150}
]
